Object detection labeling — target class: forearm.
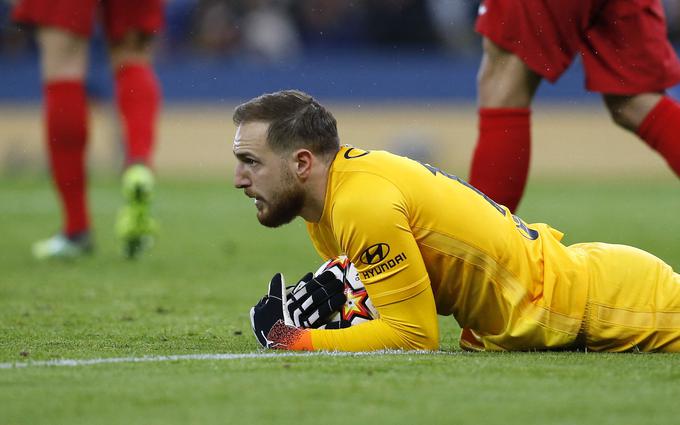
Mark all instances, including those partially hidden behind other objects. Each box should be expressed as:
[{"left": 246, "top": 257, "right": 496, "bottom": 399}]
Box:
[
  {"left": 310, "top": 315, "right": 438, "bottom": 351},
  {"left": 280, "top": 287, "right": 440, "bottom": 352}
]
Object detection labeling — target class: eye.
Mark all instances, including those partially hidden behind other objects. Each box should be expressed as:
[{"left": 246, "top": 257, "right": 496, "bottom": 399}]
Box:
[{"left": 238, "top": 156, "right": 258, "bottom": 166}]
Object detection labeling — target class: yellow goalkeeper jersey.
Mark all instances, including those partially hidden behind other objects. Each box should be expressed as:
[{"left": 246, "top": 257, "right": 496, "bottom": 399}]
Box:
[{"left": 304, "top": 146, "right": 590, "bottom": 351}]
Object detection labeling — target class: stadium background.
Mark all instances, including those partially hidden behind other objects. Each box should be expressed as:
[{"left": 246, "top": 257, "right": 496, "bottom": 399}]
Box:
[
  {"left": 2, "top": 3, "right": 680, "bottom": 424},
  {"left": 1, "top": 0, "right": 679, "bottom": 180}
]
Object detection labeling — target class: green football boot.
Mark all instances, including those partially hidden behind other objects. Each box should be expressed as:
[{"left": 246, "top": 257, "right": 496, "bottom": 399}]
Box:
[
  {"left": 32, "top": 232, "right": 93, "bottom": 260},
  {"left": 116, "top": 164, "right": 158, "bottom": 259}
]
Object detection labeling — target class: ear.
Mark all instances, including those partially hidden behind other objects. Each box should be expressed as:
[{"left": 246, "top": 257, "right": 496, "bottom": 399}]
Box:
[{"left": 292, "top": 149, "right": 314, "bottom": 180}]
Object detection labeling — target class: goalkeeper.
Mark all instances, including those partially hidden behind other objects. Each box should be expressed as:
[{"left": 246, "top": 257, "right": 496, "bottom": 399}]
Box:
[{"left": 234, "top": 90, "right": 680, "bottom": 352}]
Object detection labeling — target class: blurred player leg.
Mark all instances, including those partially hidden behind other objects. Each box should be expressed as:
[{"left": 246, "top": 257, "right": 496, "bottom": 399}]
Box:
[
  {"left": 12, "top": 0, "right": 98, "bottom": 259},
  {"left": 469, "top": 38, "right": 541, "bottom": 212},
  {"left": 585, "top": 0, "right": 680, "bottom": 179},
  {"left": 627, "top": 95, "right": 680, "bottom": 177},
  {"left": 112, "top": 36, "right": 161, "bottom": 258},
  {"left": 105, "top": 0, "right": 164, "bottom": 258},
  {"left": 604, "top": 93, "right": 680, "bottom": 177},
  {"left": 33, "top": 27, "right": 93, "bottom": 259}
]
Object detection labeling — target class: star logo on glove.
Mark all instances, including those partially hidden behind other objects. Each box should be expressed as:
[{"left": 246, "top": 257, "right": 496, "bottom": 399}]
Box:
[{"left": 341, "top": 286, "right": 373, "bottom": 322}]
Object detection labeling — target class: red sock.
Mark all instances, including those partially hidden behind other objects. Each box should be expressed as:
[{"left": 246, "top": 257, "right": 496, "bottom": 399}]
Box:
[
  {"left": 44, "top": 81, "right": 89, "bottom": 237},
  {"left": 115, "top": 63, "right": 161, "bottom": 166},
  {"left": 468, "top": 108, "right": 531, "bottom": 213},
  {"left": 637, "top": 96, "right": 680, "bottom": 178}
]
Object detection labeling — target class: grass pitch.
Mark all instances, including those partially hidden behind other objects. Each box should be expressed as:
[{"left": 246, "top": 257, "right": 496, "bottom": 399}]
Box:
[{"left": 1, "top": 175, "right": 679, "bottom": 425}]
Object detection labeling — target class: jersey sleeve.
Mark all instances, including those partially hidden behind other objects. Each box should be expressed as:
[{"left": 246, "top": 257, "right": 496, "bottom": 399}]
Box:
[
  {"left": 309, "top": 285, "right": 439, "bottom": 351},
  {"left": 309, "top": 174, "right": 439, "bottom": 351}
]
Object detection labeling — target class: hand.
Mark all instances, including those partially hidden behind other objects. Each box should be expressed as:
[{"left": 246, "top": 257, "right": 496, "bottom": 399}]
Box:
[
  {"left": 286, "top": 270, "right": 346, "bottom": 328},
  {"left": 250, "top": 273, "right": 295, "bottom": 348}
]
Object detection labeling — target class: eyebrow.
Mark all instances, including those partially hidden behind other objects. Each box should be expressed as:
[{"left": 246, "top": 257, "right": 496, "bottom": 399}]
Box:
[{"left": 233, "top": 151, "right": 258, "bottom": 161}]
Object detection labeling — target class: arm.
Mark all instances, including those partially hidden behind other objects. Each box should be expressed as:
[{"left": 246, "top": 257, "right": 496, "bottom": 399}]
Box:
[
  {"left": 262, "top": 266, "right": 439, "bottom": 351},
  {"left": 259, "top": 266, "right": 438, "bottom": 351},
  {"left": 287, "top": 176, "right": 439, "bottom": 351}
]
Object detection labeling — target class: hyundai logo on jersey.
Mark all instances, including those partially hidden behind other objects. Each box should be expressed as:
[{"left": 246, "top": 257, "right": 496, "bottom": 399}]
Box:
[{"left": 360, "top": 243, "right": 390, "bottom": 265}]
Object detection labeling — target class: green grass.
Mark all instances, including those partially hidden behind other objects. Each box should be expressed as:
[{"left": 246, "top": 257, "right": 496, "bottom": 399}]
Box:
[{"left": 1, "top": 175, "right": 679, "bottom": 425}]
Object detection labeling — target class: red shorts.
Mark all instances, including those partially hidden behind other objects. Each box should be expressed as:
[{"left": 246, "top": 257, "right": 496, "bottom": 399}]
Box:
[
  {"left": 12, "top": 0, "right": 164, "bottom": 42},
  {"left": 476, "top": 0, "right": 680, "bottom": 94}
]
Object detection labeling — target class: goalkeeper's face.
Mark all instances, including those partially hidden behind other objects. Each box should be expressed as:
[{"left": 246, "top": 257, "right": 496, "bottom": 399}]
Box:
[{"left": 233, "top": 122, "right": 305, "bottom": 228}]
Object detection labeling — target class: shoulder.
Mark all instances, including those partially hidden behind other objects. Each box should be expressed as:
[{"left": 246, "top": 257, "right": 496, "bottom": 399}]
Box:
[
  {"left": 328, "top": 169, "right": 408, "bottom": 235},
  {"left": 331, "top": 146, "right": 415, "bottom": 191},
  {"left": 331, "top": 166, "right": 405, "bottom": 209}
]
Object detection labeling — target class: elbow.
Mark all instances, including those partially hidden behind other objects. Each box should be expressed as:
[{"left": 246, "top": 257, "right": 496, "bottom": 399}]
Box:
[
  {"left": 402, "top": 327, "right": 439, "bottom": 351},
  {"left": 385, "top": 314, "right": 439, "bottom": 351},
  {"left": 419, "top": 330, "right": 440, "bottom": 351}
]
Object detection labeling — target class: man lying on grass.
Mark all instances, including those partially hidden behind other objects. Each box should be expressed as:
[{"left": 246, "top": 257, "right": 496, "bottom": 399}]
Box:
[{"left": 232, "top": 89, "right": 680, "bottom": 352}]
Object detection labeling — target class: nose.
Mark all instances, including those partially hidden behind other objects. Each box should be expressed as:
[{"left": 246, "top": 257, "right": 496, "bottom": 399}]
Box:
[{"left": 234, "top": 163, "right": 251, "bottom": 189}]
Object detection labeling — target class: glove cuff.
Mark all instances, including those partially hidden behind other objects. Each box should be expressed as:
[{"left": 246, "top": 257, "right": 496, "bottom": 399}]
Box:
[{"left": 267, "top": 320, "right": 314, "bottom": 350}]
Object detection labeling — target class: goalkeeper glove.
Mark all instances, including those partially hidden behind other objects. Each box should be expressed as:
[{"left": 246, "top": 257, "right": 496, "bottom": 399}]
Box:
[
  {"left": 250, "top": 273, "right": 296, "bottom": 348},
  {"left": 285, "top": 270, "right": 346, "bottom": 328},
  {"left": 250, "top": 270, "right": 347, "bottom": 348}
]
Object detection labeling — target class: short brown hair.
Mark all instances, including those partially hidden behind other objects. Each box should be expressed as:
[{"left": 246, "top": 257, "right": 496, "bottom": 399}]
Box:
[{"left": 233, "top": 90, "right": 340, "bottom": 159}]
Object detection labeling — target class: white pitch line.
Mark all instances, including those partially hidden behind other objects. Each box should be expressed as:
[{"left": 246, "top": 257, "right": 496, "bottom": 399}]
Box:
[{"left": 0, "top": 350, "right": 450, "bottom": 369}]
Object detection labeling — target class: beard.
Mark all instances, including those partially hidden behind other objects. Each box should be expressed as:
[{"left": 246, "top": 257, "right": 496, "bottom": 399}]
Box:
[{"left": 257, "top": 170, "right": 305, "bottom": 228}]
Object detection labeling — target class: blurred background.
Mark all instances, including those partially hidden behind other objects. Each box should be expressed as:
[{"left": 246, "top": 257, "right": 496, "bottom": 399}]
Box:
[
  {"left": 1, "top": 0, "right": 680, "bottom": 178},
  {"left": 0, "top": 0, "right": 678, "bottom": 382}
]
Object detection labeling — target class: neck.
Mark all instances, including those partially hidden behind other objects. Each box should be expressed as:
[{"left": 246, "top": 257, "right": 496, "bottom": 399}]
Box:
[{"left": 299, "top": 158, "right": 332, "bottom": 223}]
